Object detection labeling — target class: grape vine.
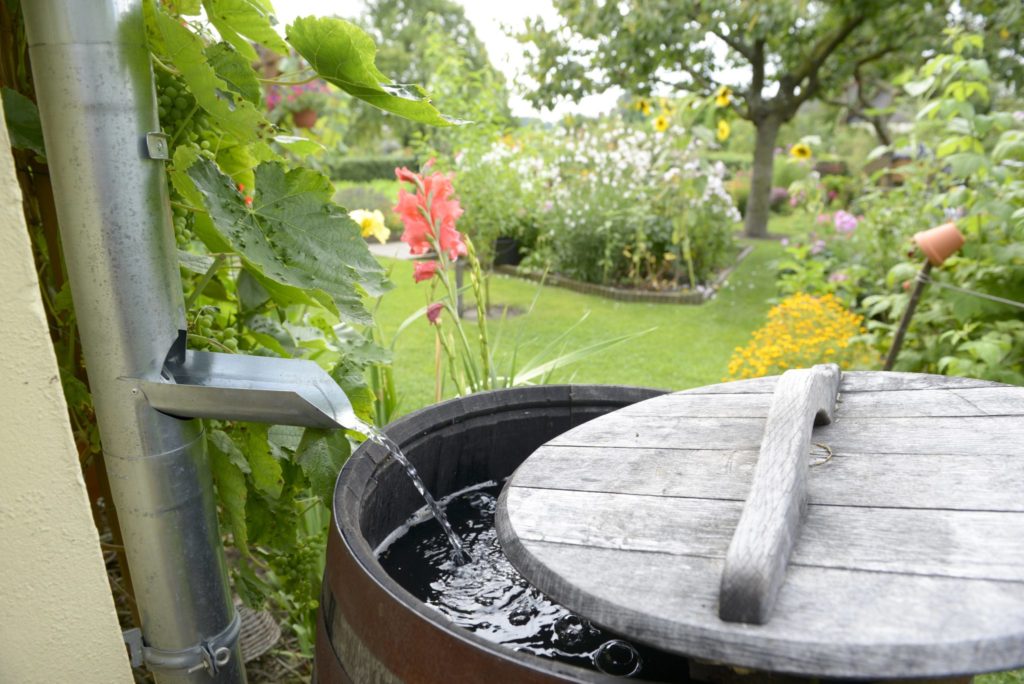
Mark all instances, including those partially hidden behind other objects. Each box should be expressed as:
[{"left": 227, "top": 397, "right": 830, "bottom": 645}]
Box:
[{"left": 4, "top": 0, "right": 457, "bottom": 667}]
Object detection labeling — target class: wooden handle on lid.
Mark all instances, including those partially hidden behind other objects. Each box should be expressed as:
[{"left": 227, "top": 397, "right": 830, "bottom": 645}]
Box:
[{"left": 718, "top": 364, "right": 841, "bottom": 624}]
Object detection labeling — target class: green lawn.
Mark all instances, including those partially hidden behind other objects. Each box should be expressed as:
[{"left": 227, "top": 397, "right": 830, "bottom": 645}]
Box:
[
  {"left": 374, "top": 236, "right": 785, "bottom": 417},
  {"left": 335, "top": 178, "right": 401, "bottom": 203}
]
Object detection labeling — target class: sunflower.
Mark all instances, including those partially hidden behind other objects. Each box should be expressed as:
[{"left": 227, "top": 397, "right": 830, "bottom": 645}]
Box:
[
  {"left": 717, "top": 119, "right": 731, "bottom": 141},
  {"left": 653, "top": 114, "right": 670, "bottom": 132},
  {"left": 790, "top": 142, "right": 812, "bottom": 160},
  {"left": 714, "top": 85, "right": 732, "bottom": 107},
  {"left": 635, "top": 98, "right": 652, "bottom": 116}
]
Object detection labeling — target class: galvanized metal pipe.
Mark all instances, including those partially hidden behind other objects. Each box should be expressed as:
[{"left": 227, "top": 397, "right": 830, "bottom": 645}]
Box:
[{"left": 22, "top": 2, "right": 244, "bottom": 682}]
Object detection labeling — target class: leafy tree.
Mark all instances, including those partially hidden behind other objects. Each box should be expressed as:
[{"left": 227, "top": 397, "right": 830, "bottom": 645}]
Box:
[
  {"left": 519, "top": 0, "right": 950, "bottom": 238},
  {"left": 348, "top": 0, "right": 511, "bottom": 151}
]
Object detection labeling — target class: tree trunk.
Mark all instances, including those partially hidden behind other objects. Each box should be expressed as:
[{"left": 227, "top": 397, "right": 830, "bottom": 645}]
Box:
[{"left": 744, "top": 116, "right": 782, "bottom": 239}]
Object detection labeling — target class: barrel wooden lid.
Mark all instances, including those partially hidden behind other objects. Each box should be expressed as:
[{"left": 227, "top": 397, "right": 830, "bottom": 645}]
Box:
[{"left": 496, "top": 371, "right": 1024, "bottom": 678}]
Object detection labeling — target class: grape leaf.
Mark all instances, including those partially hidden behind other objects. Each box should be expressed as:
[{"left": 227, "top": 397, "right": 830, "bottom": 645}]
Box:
[
  {"left": 286, "top": 17, "right": 462, "bottom": 127},
  {"left": 178, "top": 249, "right": 216, "bottom": 274},
  {"left": 167, "top": 0, "right": 202, "bottom": 15},
  {"left": 209, "top": 441, "right": 249, "bottom": 554},
  {"left": 274, "top": 135, "right": 325, "bottom": 156},
  {"left": 206, "top": 42, "right": 262, "bottom": 105},
  {"left": 1, "top": 87, "right": 45, "bottom": 157},
  {"left": 241, "top": 424, "right": 283, "bottom": 498},
  {"left": 150, "top": 4, "right": 271, "bottom": 144},
  {"left": 295, "top": 428, "right": 350, "bottom": 504},
  {"left": 203, "top": 0, "right": 289, "bottom": 61},
  {"left": 187, "top": 157, "right": 390, "bottom": 324},
  {"left": 216, "top": 143, "right": 257, "bottom": 190},
  {"left": 209, "top": 428, "right": 251, "bottom": 473}
]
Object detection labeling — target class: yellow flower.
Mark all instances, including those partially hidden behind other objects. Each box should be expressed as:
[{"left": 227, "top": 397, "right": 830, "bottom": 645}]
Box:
[
  {"left": 714, "top": 86, "right": 732, "bottom": 107},
  {"left": 717, "top": 119, "right": 731, "bottom": 141},
  {"left": 790, "top": 143, "right": 812, "bottom": 160},
  {"left": 349, "top": 209, "right": 390, "bottom": 244},
  {"left": 726, "top": 293, "right": 871, "bottom": 380},
  {"left": 999, "top": 28, "right": 1010, "bottom": 40},
  {"left": 658, "top": 97, "right": 675, "bottom": 114},
  {"left": 653, "top": 114, "right": 670, "bottom": 132},
  {"left": 635, "top": 98, "right": 652, "bottom": 116}
]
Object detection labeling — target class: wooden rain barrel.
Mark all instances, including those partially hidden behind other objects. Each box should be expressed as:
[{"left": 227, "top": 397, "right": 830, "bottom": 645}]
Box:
[
  {"left": 314, "top": 384, "right": 664, "bottom": 684},
  {"left": 497, "top": 368, "right": 1024, "bottom": 681}
]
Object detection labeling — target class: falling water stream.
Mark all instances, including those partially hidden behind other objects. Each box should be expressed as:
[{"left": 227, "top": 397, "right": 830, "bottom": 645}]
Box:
[{"left": 363, "top": 426, "right": 471, "bottom": 564}]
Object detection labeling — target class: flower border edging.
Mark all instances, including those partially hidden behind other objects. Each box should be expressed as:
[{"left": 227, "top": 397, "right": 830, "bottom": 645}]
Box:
[{"left": 493, "top": 245, "right": 753, "bottom": 305}]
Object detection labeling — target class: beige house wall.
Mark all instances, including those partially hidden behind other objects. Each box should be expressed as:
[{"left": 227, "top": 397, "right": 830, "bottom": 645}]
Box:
[{"left": 0, "top": 108, "right": 132, "bottom": 682}]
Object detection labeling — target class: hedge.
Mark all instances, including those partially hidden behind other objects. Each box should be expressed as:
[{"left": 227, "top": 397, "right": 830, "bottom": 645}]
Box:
[{"left": 330, "top": 155, "right": 418, "bottom": 182}]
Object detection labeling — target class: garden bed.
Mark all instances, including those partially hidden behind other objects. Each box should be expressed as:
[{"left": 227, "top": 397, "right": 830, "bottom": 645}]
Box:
[{"left": 493, "top": 245, "right": 752, "bottom": 304}]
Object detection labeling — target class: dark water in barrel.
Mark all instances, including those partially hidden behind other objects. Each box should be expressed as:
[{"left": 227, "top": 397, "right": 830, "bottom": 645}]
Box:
[
  {"left": 377, "top": 482, "right": 691, "bottom": 680},
  {"left": 364, "top": 426, "right": 470, "bottom": 564}
]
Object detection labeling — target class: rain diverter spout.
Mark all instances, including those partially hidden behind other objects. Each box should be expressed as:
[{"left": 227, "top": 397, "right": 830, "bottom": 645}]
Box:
[{"left": 138, "top": 333, "right": 363, "bottom": 431}]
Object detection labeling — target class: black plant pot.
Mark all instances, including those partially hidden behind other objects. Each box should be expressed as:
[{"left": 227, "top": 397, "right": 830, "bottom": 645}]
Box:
[{"left": 493, "top": 236, "right": 523, "bottom": 266}]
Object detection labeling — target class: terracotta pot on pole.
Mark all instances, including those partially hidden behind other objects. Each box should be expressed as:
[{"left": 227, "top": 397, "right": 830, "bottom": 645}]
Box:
[
  {"left": 293, "top": 108, "right": 318, "bottom": 129},
  {"left": 883, "top": 222, "right": 966, "bottom": 370},
  {"left": 914, "top": 222, "right": 965, "bottom": 266}
]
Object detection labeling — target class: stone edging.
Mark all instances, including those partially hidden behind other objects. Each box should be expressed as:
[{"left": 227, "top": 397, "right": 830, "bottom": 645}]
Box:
[{"left": 492, "top": 245, "right": 753, "bottom": 305}]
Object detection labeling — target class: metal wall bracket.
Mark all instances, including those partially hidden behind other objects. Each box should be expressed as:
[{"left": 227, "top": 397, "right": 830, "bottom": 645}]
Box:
[
  {"left": 124, "top": 611, "right": 241, "bottom": 676},
  {"left": 145, "top": 131, "right": 169, "bottom": 160}
]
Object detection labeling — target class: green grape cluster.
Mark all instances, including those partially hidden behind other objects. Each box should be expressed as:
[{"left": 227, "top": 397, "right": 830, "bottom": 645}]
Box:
[
  {"left": 268, "top": 537, "right": 325, "bottom": 616},
  {"left": 171, "top": 195, "right": 193, "bottom": 248},
  {"left": 154, "top": 68, "right": 218, "bottom": 160},
  {"left": 190, "top": 308, "right": 240, "bottom": 352}
]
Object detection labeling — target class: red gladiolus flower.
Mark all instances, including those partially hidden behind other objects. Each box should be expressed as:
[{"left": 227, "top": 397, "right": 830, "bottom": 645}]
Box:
[
  {"left": 426, "top": 302, "right": 443, "bottom": 325},
  {"left": 394, "top": 167, "right": 466, "bottom": 260},
  {"left": 413, "top": 260, "right": 439, "bottom": 283}
]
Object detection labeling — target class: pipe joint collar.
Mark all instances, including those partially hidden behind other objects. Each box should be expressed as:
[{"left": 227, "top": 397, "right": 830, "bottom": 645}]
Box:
[{"left": 124, "top": 609, "right": 241, "bottom": 677}]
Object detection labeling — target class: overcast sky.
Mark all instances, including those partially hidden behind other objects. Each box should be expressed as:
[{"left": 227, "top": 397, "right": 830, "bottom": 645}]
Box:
[{"left": 273, "top": 0, "right": 623, "bottom": 121}]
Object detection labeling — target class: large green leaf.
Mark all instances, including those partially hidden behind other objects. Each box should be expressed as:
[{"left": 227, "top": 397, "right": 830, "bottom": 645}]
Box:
[
  {"left": 209, "top": 440, "right": 249, "bottom": 554},
  {"left": 203, "top": 0, "right": 289, "bottom": 61},
  {"left": 295, "top": 429, "right": 350, "bottom": 504},
  {"left": 286, "top": 17, "right": 460, "bottom": 127},
  {"left": 1, "top": 87, "right": 45, "bottom": 157},
  {"left": 187, "top": 157, "right": 390, "bottom": 324},
  {"left": 241, "top": 424, "right": 283, "bottom": 498},
  {"left": 206, "top": 42, "right": 262, "bottom": 105},
  {"left": 149, "top": 4, "right": 271, "bottom": 144}
]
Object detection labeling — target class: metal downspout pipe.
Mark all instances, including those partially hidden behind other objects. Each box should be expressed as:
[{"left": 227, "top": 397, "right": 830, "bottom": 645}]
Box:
[{"left": 22, "top": 2, "right": 245, "bottom": 681}]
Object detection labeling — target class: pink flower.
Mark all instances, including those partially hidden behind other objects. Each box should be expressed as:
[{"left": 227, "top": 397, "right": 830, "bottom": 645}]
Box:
[
  {"left": 811, "top": 239, "right": 827, "bottom": 255},
  {"left": 413, "top": 261, "right": 439, "bottom": 283},
  {"left": 827, "top": 190, "right": 838, "bottom": 202},
  {"left": 816, "top": 213, "right": 832, "bottom": 225},
  {"left": 829, "top": 271, "right": 849, "bottom": 283},
  {"left": 780, "top": 237, "right": 790, "bottom": 247},
  {"left": 834, "top": 210, "right": 859, "bottom": 234},
  {"left": 394, "top": 167, "right": 466, "bottom": 260},
  {"left": 789, "top": 194, "right": 800, "bottom": 208},
  {"left": 426, "top": 302, "right": 443, "bottom": 325}
]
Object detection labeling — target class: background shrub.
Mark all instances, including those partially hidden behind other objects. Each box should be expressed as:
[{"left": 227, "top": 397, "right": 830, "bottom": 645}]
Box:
[{"left": 330, "top": 155, "right": 417, "bottom": 182}]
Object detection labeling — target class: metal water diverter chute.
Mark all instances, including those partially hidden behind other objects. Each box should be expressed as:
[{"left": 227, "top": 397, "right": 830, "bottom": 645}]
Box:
[
  {"left": 140, "top": 332, "right": 362, "bottom": 431},
  {"left": 23, "top": 2, "right": 360, "bottom": 682}
]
